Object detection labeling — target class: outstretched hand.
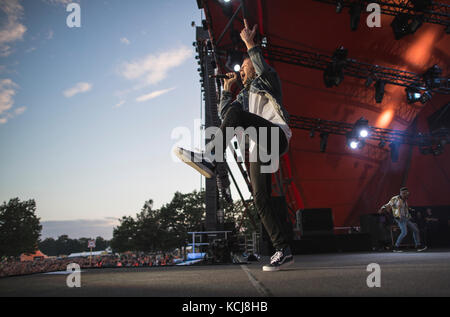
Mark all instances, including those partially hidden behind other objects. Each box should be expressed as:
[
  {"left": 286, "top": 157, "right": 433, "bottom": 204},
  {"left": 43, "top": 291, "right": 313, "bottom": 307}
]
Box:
[{"left": 240, "top": 19, "right": 257, "bottom": 50}]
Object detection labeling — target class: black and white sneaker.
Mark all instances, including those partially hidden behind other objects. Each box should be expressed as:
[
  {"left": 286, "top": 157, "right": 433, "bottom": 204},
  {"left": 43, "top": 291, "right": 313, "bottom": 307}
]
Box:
[
  {"left": 392, "top": 246, "right": 403, "bottom": 253},
  {"left": 416, "top": 245, "right": 428, "bottom": 252},
  {"left": 262, "top": 247, "right": 294, "bottom": 272},
  {"left": 174, "top": 147, "right": 216, "bottom": 179}
]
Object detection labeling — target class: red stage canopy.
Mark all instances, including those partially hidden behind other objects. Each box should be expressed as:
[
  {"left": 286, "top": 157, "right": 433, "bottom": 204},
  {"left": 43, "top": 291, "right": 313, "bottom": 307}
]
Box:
[{"left": 200, "top": 0, "right": 450, "bottom": 227}]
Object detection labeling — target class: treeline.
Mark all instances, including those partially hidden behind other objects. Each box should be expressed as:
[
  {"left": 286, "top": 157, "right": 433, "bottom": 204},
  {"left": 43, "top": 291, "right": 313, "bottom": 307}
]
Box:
[
  {"left": 111, "top": 190, "right": 254, "bottom": 253},
  {"left": 38, "top": 235, "right": 110, "bottom": 256},
  {"left": 0, "top": 190, "right": 254, "bottom": 258}
]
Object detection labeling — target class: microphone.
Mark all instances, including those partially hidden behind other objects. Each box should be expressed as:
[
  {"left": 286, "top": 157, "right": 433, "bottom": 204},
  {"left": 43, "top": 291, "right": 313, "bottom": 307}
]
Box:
[{"left": 209, "top": 74, "right": 231, "bottom": 79}]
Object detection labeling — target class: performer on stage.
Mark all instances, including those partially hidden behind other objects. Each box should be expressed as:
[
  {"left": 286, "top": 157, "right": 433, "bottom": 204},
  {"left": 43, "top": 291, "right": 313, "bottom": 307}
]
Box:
[
  {"left": 379, "top": 187, "right": 427, "bottom": 252},
  {"left": 174, "top": 19, "right": 293, "bottom": 271}
]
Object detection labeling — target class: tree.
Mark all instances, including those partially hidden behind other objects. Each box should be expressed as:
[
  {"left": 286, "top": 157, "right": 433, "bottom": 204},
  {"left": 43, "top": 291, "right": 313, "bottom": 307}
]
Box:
[
  {"left": 0, "top": 198, "right": 42, "bottom": 257},
  {"left": 110, "top": 216, "right": 138, "bottom": 252},
  {"left": 39, "top": 237, "right": 57, "bottom": 256}
]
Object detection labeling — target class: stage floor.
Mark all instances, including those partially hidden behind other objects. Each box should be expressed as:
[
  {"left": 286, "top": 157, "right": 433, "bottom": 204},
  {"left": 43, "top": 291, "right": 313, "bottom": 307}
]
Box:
[{"left": 1, "top": 250, "right": 450, "bottom": 297}]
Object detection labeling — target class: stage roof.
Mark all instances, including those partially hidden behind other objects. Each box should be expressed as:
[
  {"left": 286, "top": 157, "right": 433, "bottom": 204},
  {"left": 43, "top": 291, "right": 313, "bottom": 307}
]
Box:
[{"left": 199, "top": 0, "right": 450, "bottom": 226}]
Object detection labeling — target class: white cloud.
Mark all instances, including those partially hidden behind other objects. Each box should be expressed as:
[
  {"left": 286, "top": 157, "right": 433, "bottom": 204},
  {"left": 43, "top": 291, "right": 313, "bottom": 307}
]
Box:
[
  {"left": 0, "top": 0, "right": 27, "bottom": 57},
  {"left": 136, "top": 87, "right": 176, "bottom": 103},
  {"left": 120, "top": 37, "right": 130, "bottom": 45},
  {"left": 120, "top": 46, "right": 192, "bottom": 87},
  {"left": 0, "top": 79, "right": 26, "bottom": 125},
  {"left": 14, "top": 105, "right": 26, "bottom": 115},
  {"left": 0, "top": 78, "right": 17, "bottom": 115},
  {"left": 63, "top": 82, "right": 92, "bottom": 98},
  {"left": 113, "top": 100, "right": 125, "bottom": 108}
]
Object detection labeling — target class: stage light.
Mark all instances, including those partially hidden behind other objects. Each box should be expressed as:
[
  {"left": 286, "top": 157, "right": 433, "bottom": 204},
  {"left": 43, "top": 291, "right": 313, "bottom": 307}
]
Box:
[
  {"left": 354, "top": 117, "right": 370, "bottom": 138},
  {"left": 349, "top": 2, "right": 361, "bottom": 31},
  {"left": 336, "top": 1, "right": 343, "bottom": 13},
  {"left": 420, "top": 90, "right": 432, "bottom": 104},
  {"left": 359, "top": 129, "right": 369, "bottom": 138},
  {"left": 320, "top": 133, "right": 328, "bottom": 152},
  {"left": 423, "top": 64, "right": 443, "bottom": 89},
  {"left": 408, "top": 15, "right": 424, "bottom": 34},
  {"left": 391, "top": 13, "right": 411, "bottom": 40},
  {"left": 323, "top": 47, "right": 347, "bottom": 88},
  {"left": 406, "top": 87, "right": 422, "bottom": 104},
  {"left": 350, "top": 140, "right": 359, "bottom": 149},
  {"left": 226, "top": 50, "right": 243, "bottom": 72},
  {"left": 389, "top": 142, "right": 400, "bottom": 162},
  {"left": 375, "top": 80, "right": 385, "bottom": 103}
]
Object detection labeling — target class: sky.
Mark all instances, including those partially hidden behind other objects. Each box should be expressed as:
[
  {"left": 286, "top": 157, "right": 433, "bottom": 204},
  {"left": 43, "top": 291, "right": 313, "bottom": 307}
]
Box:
[{"left": 0, "top": 0, "right": 251, "bottom": 240}]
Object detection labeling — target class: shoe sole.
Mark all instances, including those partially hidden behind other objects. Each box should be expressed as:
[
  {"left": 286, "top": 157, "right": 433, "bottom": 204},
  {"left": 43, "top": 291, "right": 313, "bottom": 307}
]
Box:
[
  {"left": 262, "top": 258, "right": 294, "bottom": 272},
  {"left": 417, "top": 247, "right": 428, "bottom": 252},
  {"left": 174, "top": 148, "right": 214, "bottom": 179}
]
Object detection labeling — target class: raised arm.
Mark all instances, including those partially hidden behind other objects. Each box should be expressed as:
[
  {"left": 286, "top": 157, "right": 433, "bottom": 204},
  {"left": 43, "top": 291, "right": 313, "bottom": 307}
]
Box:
[{"left": 240, "top": 19, "right": 282, "bottom": 96}]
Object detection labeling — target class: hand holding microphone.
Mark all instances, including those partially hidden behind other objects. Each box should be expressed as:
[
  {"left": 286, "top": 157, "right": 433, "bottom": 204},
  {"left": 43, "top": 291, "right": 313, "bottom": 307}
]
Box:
[{"left": 221, "top": 72, "right": 238, "bottom": 91}]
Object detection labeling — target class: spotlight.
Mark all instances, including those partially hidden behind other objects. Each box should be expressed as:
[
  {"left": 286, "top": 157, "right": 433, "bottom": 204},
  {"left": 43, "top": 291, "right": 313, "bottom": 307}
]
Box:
[
  {"left": 409, "top": 15, "right": 424, "bottom": 34},
  {"left": 323, "top": 47, "right": 347, "bottom": 88},
  {"left": 423, "top": 64, "right": 443, "bottom": 89},
  {"left": 405, "top": 87, "right": 422, "bottom": 104},
  {"left": 391, "top": 13, "right": 412, "bottom": 40},
  {"left": 226, "top": 50, "right": 243, "bottom": 72},
  {"left": 349, "top": 2, "right": 361, "bottom": 31},
  {"left": 375, "top": 80, "right": 385, "bottom": 103},
  {"left": 354, "top": 117, "right": 370, "bottom": 138},
  {"left": 320, "top": 133, "right": 329, "bottom": 152},
  {"left": 359, "top": 129, "right": 369, "bottom": 138},
  {"left": 433, "top": 143, "right": 444, "bottom": 156},
  {"left": 389, "top": 142, "right": 400, "bottom": 162},
  {"left": 420, "top": 90, "right": 432, "bottom": 104},
  {"left": 350, "top": 140, "right": 359, "bottom": 149},
  {"left": 336, "top": 0, "right": 343, "bottom": 13}
]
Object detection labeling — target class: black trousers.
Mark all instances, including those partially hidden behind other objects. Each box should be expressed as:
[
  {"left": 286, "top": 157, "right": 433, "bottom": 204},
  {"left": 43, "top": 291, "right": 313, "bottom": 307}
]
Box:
[{"left": 212, "top": 104, "right": 290, "bottom": 250}]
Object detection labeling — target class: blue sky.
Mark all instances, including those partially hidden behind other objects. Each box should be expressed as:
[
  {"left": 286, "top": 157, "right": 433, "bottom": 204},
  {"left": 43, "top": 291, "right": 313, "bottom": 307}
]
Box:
[{"left": 0, "top": 0, "right": 251, "bottom": 239}]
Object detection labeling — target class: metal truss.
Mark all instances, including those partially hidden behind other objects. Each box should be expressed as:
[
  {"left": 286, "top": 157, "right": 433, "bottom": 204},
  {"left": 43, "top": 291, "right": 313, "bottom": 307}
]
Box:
[
  {"left": 289, "top": 114, "right": 450, "bottom": 147},
  {"left": 262, "top": 43, "right": 450, "bottom": 94},
  {"left": 313, "top": 0, "right": 450, "bottom": 27}
]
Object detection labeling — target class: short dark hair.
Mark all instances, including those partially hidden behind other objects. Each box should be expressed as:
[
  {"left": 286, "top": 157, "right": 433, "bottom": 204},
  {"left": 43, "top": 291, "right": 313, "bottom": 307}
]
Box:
[{"left": 400, "top": 187, "right": 409, "bottom": 192}]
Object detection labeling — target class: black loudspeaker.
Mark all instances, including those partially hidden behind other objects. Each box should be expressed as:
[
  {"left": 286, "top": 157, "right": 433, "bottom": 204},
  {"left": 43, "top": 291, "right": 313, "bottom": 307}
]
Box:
[
  {"left": 258, "top": 196, "right": 293, "bottom": 256},
  {"left": 360, "top": 214, "right": 391, "bottom": 248},
  {"left": 297, "top": 208, "right": 334, "bottom": 236}
]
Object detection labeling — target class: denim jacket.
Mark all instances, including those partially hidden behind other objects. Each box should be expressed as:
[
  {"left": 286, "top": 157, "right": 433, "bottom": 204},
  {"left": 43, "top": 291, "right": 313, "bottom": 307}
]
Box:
[{"left": 218, "top": 46, "right": 290, "bottom": 125}]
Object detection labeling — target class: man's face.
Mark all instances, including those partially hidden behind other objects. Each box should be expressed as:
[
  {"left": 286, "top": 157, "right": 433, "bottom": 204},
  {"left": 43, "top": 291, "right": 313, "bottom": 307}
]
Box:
[
  {"left": 240, "top": 58, "right": 255, "bottom": 85},
  {"left": 400, "top": 190, "right": 409, "bottom": 199}
]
